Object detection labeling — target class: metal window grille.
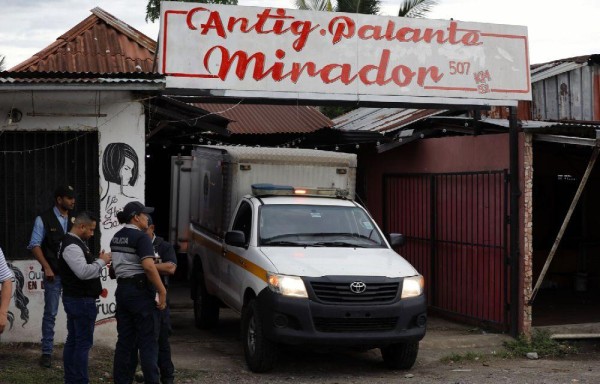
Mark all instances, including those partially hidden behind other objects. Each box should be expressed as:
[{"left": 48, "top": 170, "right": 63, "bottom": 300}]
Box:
[{"left": 0, "top": 131, "right": 100, "bottom": 260}]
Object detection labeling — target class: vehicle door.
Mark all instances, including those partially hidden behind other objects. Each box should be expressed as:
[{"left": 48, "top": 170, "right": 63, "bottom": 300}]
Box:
[{"left": 220, "top": 199, "right": 254, "bottom": 312}]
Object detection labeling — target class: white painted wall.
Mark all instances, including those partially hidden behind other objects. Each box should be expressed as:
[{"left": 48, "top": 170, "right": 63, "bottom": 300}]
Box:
[{"left": 0, "top": 89, "right": 146, "bottom": 347}]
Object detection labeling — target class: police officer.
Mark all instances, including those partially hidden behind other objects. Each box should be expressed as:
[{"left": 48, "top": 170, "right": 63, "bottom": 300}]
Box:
[
  {"left": 131, "top": 214, "right": 177, "bottom": 384},
  {"left": 111, "top": 201, "right": 166, "bottom": 384}
]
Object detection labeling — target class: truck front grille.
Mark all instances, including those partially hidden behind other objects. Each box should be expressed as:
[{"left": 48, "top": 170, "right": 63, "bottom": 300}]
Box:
[
  {"left": 310, "top": 281, "right": 399, "bottom": 304},
  {"left": 313, "top": 317, "right": 398, "bottom": 332}
]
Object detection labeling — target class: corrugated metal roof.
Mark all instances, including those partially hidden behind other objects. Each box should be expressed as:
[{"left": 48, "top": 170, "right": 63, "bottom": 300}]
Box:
[
  {"left": 194, "top": 103, "right": 333, "bottom": 134},
  {"left": 474, "top": 117, "right": 600, "bottom": 130},
  {"left": 333, "top": 107, "right": 446, "bottom": 134},
  {"left": 0, "top": 71, "right": 163, "bottom": 85},
  {"left": 530, "top": 55, "right": 598, "bottom": 83},
  {"left": 9, "top": 7, "right": 156, "bottom": 73},
  {"left": 428, "top": 116, "right": 557, "bottom": 129},
  {"left": 431, "top": 116, "right": 600, "bottom": 134}
]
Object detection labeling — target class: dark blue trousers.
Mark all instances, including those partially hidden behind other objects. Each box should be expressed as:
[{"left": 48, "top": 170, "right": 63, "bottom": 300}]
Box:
[
  {"left": 130, "top": 304, "right": 174, "bottom": 383},
  {"left": 62, "top": 295, "right": 97, "bottom": 384},
  {"left": 113, "top": 282, "right": 160, "bottom": 384}
]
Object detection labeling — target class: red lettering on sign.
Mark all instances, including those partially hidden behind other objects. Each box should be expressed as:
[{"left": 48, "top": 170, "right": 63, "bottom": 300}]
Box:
[
  {"left": 328, "top": 16, "right": 355, "bottom": 44},
  {"left": 186, "top": 7, "right": 319, "bottom": 51},
  {"left": 200, "top": 46, "right": 443, "bottom": 89}
]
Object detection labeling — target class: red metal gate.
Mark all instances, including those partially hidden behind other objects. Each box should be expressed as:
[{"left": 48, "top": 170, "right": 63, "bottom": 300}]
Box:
[{"left": 383, "top": 171, "right": 509, "bottom": 330}]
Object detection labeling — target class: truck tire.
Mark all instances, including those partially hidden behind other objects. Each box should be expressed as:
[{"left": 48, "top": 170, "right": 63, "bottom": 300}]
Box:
[
  {"left": 380, "top": 341, "right": 419, "bottom": 370},
  {"left": 193, "top": 266, "right": 219, "bottom": 329},
  {"left": 241, "top": 299, "right": 277, "bottom": 372}
]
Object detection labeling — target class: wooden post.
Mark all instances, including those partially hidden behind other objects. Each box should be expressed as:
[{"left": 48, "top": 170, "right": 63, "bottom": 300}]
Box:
[{"left": 529, "top": 144, "right": 600, "bottom": 305}]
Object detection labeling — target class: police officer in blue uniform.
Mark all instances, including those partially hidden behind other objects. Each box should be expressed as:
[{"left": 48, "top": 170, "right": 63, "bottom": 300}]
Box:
[
  {"left": 111, "top": 201, "right": 166, "bottom": 384},
  {"left": 130, "top": 214, "right": 177, "bottom": 384}
]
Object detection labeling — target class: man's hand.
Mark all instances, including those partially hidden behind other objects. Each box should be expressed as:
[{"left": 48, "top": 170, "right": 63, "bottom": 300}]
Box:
[
  {"left": 44, "top": 268, "right": 55, "bottom": 282},
  {"left": 99, "top": 250, "right": 111, "bottom": 264},
  {"left": 156, "top": 290, "right": 167, "bottom": 311}
]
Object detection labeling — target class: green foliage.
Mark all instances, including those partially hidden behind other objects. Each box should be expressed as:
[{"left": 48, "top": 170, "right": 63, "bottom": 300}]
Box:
[
  {"left": 398, "top": 0, "right": 438, "bottom": 18},
  {"left": 336, "top": 0, "right": 380, "bottom": 14},
  {"left": 440, "top": 351, "right": 486, "bottom": 364},
  {"left": 146, "top": 0, "right": 238, "bottom": 23},
  {"left": 295, "top": 0, "right": 334, "bottom": 11},
  {"left": 502, "top": 330, "right": 576, "bottom": 358},
  {"left": 320, "top": 105, "right": 355, "bottom": 120},
  {"left": 334, "top": 0, "right": 436, "bottom": 18}
]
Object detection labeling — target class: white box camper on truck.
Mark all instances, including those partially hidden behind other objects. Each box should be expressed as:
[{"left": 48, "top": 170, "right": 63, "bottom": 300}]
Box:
[{"left": 187, "top": 146, "right": 426, "bottom": 372}]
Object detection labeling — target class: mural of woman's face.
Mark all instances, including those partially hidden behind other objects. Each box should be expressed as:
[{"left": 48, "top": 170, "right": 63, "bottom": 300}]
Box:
[{"left": 120, "top": 157, "right": 135, "bottom": 186}]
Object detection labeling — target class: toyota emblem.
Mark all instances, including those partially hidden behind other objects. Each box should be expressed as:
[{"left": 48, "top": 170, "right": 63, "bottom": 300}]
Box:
[{"left": 350, "top": 281, "right": 367, "bottom": 294}]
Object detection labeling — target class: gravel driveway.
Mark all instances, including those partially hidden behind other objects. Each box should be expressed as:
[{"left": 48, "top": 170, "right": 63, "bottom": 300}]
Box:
[{"left": 167, "top": 307, "right": 600, "bottom": 383}]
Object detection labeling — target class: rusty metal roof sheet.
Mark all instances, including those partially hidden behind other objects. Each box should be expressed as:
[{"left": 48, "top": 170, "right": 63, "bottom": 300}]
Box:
[
  {"left": 194, "top": 103, "right": 333, "bottom": 134},
  {"left": 459, "top": 116, "right": 600, "bottom": 131},
  {"left": 10, "top": 7, "right": 156, "bottom": 73},
  {"left": 333, "top": 107, "right": 446, "bottom": 134},
  {"left": 0, "top": 71, "right": 164, "bottom": 87}
]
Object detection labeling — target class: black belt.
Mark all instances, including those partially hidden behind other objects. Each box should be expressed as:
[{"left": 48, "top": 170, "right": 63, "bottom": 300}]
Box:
[{"left": 117, "top": 274, "right": 147, "bottom": 285}]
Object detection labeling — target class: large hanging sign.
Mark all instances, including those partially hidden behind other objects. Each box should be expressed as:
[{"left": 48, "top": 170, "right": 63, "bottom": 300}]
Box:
[{"left": 158, "top": 2, "right": 531, "bottom": 105}]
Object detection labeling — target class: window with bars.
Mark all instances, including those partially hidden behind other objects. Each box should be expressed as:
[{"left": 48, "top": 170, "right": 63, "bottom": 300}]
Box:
[{"left": 0, "top": 131, "right": 100, "bottom": 260}]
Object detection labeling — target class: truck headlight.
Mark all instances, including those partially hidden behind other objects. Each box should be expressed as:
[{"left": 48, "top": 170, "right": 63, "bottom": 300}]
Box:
[
  {"left": 267, "top": 273, "right": 308, "bottom": 298},
  {"left": 401, "top": 275, "right": 424, "bottom": 299}
]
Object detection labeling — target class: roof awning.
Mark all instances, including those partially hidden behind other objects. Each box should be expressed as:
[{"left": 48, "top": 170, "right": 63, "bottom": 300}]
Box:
[{"left": 145, "top": 96, "right": 231, "bottom": 144}]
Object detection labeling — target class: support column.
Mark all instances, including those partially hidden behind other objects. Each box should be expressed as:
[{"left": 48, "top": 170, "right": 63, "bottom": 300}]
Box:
[{"left": 509, "top": 106, "right": 521, "bottom": 337}]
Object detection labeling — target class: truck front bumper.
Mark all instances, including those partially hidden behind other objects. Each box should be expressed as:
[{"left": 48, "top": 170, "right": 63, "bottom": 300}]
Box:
[{"left": 256, "top": 289, "right": 427, "bottom": 348}]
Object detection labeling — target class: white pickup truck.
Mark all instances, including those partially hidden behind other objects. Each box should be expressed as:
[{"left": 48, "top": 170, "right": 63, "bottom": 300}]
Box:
[{"left": 187, "top": 146, "right": 426, "bottom": 372}]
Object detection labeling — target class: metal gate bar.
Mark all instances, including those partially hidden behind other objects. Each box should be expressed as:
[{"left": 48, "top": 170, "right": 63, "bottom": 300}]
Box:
[{"left": 384, "top": 171, "right": 509, "bottom": 329}]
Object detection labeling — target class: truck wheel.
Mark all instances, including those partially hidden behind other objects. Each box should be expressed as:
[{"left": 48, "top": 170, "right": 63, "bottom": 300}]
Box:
[
  {"left": 380, "top": 341, "right": 419, "bottom": 370},
  {"left": 241, "top": 299, "right": 277, "bottom": 372},
  {"left": 193, "top": 267, "right": 219, "bottom": 329}
]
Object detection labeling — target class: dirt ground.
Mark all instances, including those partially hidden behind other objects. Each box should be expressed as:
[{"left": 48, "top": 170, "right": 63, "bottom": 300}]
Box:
[
  {"left": 166, "top": 307, "right": 600, "bottom": 384},
  {"left": 2, "top": 307, "right": 600, "bottom": 383}
]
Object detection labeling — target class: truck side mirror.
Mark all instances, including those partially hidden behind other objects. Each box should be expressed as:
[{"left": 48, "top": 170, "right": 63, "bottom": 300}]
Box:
[
  {"left": 225, "top": 230, "right": 246, "bottom": 247},
  {"left": 387, "top": 233, "right": 405, "bottom": 247}
]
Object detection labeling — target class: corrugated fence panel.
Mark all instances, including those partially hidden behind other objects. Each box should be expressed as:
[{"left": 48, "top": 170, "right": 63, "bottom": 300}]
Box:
[
  {"left": 532, "top": 64, "right": 597, "bottom": 121},
  {"left": 0, "top": 131, "right": 100, "bottom": 260}
]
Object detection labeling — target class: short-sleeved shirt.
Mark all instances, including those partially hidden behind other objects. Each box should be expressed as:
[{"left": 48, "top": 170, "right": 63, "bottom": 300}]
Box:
[
  {"left": 27, "top": 206, "right": 69, "bottom": 249},
  {"left": 0, "top": 247, "right": 13, "bottom": 283},
  {"left": 153, "top": 236, "right": 177, "bottom": 287},
  {"left": 110, "top": 224, "right": 155, "bottom": 278}
]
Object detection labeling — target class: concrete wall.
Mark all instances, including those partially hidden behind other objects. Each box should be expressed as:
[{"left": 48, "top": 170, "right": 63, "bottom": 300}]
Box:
[
  {"left": 0, "top": 89, "right": 146, "bottom": 347},
  {"left": 361, "top": 133, "right": 513, "bottom": 225}
]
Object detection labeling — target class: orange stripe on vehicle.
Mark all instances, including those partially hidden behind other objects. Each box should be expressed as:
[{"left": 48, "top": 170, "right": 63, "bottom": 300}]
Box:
[
  {"left": 191, "top": 232, "right": 222, "bottom": 253},
  {"left": 223, "top": 251, "right": 268, "bottom": 283},
  {"left": 192, "top": 232, "right": 268, "bottom": 282}
]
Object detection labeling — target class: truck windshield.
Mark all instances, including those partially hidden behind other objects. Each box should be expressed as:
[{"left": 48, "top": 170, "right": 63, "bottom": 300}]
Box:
[{"left": 259, "top": 204, "right": 386, "bottom": 248}]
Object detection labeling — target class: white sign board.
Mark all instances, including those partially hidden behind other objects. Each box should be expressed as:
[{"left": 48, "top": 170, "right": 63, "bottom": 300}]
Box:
[{"left": 158, "top": 3, "right": 531, "bottom": 105}]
